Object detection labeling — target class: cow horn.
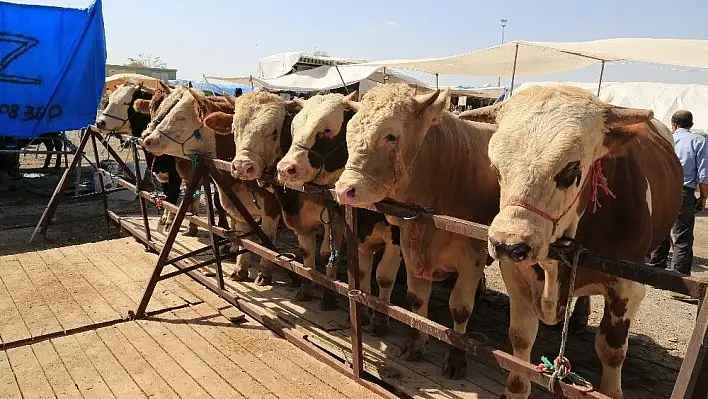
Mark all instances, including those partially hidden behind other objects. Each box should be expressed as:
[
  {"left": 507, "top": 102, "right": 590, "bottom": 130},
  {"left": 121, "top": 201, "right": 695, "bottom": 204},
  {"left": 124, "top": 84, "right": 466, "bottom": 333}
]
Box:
[
  {"left": 223, "top": 93, "right": 236, "bottom": 106},
  {"left": 604, "top": 106, "right": 654, "bottom": 127},
  {"left": 413, "top": 89, "right": 440, "bottom": 112},
  {"left": 343, "top": 90, "right": 359, "bottom": 102},
  {"left": 458, "top": 103, "right": 502, "bottom": 124}
]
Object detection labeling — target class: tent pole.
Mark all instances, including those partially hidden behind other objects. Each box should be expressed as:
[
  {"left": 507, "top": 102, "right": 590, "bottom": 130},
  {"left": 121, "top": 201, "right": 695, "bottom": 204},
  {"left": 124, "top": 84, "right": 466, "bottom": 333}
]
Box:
[
  {"left": 435, "top": 73, "right": 439, "bottom": 89},
  {"left": 597, "top": 61, "right": 605, "bottom": 96},
  {"left": 249, "top": 75, "right": 254, "bottom": 90},
  {"left": 509, "top": 43, "right": 519, "bottom": 96}
]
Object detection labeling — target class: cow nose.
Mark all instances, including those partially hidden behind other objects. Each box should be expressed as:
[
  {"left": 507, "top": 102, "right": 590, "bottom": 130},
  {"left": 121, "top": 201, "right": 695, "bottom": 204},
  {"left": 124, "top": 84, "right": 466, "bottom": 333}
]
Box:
[
  {"left": 489, "top": 238, "right": 531, "bottom": 262},
  {"left": 96, "top": 120, "right": 105, "bottom": 129},
  {"left": 285, "top": 165, "right": 297, "bottom": 176},
  {"left": 334, "top": 185, "right": 357, "bottom": 204},
  {"left": 142, "top": 137, "right": 152, "bottom": 148},
  {"left": 232, "top": 160, "right": 256, "bottom": 179}
]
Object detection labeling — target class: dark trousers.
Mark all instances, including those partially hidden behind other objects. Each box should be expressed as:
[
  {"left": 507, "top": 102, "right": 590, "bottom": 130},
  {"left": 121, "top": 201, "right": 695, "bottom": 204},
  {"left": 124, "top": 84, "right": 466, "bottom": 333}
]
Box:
[{"left": 648, "top": 187, "right": 696, "bottom": 275}]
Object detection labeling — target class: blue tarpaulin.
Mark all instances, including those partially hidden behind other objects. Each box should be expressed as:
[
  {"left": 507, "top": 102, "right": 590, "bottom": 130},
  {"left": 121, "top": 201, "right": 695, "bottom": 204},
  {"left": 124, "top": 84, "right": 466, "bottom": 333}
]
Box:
[
  {"left": 0, "top": 0, "right": 106, "bottom": 138},
  {"left": 168, "top": 79, "right": 253, "bottom": 96}
]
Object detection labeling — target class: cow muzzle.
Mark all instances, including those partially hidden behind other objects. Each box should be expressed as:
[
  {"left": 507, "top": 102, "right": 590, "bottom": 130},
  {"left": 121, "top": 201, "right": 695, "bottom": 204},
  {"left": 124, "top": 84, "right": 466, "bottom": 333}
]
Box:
[{"left": 231, "top": 159, "right": 258, "bottom": 180}]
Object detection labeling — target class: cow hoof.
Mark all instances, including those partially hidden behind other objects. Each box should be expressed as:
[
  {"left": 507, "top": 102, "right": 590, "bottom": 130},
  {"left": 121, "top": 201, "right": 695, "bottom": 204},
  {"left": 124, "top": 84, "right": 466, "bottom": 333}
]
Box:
[
  {"left": 203, "top": 270, "right": 216, "bottom": 278},
  {"left": 230, "top": 269, "right": 250, "bottom": 281},
  {"left": 184, "top": 229, "right": 199, "bottom": 237},
  {"left": 442, "top": 353, "right": 467, "bottom": 380},
  {"left": 319, "top": 291, "right": 338, "bottom": 311},
  {"left": 287, "top": 271, "right": 302, "bottom": 287},
  {"left": 254, "top": 273, "right": 272, "bottom": 286},
  {"left": 371, "top": 321, "right": 389, "bottom": 337},
  {"left": 402, "top": 348, "right": 423, "bottom": 362},
  {"left": 294, "top": 288, "right": 314, "bottom": 302}
]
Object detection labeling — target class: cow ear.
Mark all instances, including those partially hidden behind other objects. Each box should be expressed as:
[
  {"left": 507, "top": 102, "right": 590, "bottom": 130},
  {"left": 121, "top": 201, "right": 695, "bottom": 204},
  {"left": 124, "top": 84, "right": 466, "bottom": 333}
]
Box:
[
  {"left": 604, "top": 106, "right": 654, "bottom": 129},
  {"left": 602, "top": 106, "right": 654, "bottom": 155},
  {"left": 204, "top": 112, "right": 233, "bottom": 135},
  {"left": 458, "top": 103, "right": 501, "bottom": 124},
  {"left": 189, "top": 88, "right": 210, "bottom": 121},
  {"left": 284, "top": 100, "right": 302, "bottom": 113},
  {"left": 134, "top": 99, "right": 151, "bottom": 115},
  {"left": 415, "top": 88, "right": 450, "bottom": 124}
]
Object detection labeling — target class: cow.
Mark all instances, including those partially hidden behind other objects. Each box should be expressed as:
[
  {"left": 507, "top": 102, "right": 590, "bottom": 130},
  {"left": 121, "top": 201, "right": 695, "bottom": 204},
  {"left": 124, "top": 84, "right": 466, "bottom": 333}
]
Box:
[
  {"left": 201, "top": 91, "right": 347, "bottom": 308},
  {"left": 96, "top": 82, "right": 187, "bottom": 229},
  {"left": 0, "top": 131, "right": 65, "bottom": 173},
  {"left": 270, "top": 92, "right": 404, "bottom": 334},
  {"left": 101, "top": 82, "right": 231, "bottom": 234},
  {"left": 458, "top": 85, "right": 682, "bottom": 398},
  {"left": 332, "top": 83, "right": 500, "bottom": 379},
  {"left": 140, "top": 86, "right": 283, "bottom": 286}
]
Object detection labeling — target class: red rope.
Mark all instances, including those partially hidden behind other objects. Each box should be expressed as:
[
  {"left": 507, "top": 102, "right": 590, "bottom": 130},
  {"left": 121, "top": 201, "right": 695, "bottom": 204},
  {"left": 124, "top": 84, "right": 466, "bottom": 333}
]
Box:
[{"left": 590, "top": 160, "right": 616, "bottom": 214}]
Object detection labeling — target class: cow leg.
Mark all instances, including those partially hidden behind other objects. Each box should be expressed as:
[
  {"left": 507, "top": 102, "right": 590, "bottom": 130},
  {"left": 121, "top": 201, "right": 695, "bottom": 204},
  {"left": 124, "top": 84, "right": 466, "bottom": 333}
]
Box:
[
  {"left": 53, "top": 138, "right": 63, "bottom": 169},
  {"left": 319, "top": 217, "right": 345, "bottom": 311},
  {"left": 501, "top": 261, "right": 538, "bottom": 399},
  {"left": 403, "top": 273, "right": 432, "bottom": 362},
  {"left": 443, "top": 253, "right": 485, "bottom": 380},
  {"left": 569, "top": 295, "right": 591, "bottom": 333},
  {"left": 42, "top": 139, "right": 54, "bottom": 169},
  {"left": 184, "top": 192, "right": 200, "bottom": 236},
  {"left": 295, "top": 231, "right": 317, "bottom": 302},
  {"left": 254, "top": 215, "right": 279, "bottom": 286},
  {"left": 229, "top": 219, "right": 252, "bottom": 281},
  {"left": 596, "top": 281, "right": 645, "bottom": 399},
  {"left": 371, "top": 241, "right": 403, "bottom": 337},
  {"left": 212, "top": 187, "right": 230, "bottom": 229},
  {"left": 357, "top": 248, "right": 375, "bottom": 325}
]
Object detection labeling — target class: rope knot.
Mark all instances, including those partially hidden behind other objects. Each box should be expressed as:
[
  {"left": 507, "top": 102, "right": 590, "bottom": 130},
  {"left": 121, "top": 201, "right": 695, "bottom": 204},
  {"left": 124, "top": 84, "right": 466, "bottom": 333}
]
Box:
[{"left": 590, "top": 160, "right": 616, "bottom": 213}]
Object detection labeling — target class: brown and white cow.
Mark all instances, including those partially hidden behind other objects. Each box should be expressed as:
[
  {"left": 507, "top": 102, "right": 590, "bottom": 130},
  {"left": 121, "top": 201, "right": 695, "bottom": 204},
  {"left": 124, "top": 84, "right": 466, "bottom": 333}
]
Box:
[
  {"left": 333, "top": 83, "right": 499, "bottom": 379},
  {"left": 274, "top": 92, "right": 404, "bottom": 334},
  {"left": 134, "top": 83, "right": 232, "bottom": 235},
  {"left": 140, "top": 86, "right": 283, "bottom": 285},
  {"left": 459, "top": 85, "right": 682, "bottom": 398},
  {"left": 203, "top": 91, "right": 349, "bottom": 309}
]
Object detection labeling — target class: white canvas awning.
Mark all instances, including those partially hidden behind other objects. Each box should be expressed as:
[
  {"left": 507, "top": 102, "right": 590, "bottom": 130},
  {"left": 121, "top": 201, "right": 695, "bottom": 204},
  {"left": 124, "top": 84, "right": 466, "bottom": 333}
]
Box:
[
  {"left": 360, "top": 38, "right": 708, "bottom": 77},
  {"left": 256, "top": 64, "right": 430, "bottom": 93},
  {"left": 204, "top": 75, "right": 265, "bottom": 88}
]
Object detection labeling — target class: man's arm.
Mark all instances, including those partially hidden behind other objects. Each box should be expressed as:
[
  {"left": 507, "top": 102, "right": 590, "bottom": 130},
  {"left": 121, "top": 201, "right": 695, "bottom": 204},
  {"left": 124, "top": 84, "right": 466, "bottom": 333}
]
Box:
[{"left": 696, "top": 137, "right": 708, "bottom": 212}]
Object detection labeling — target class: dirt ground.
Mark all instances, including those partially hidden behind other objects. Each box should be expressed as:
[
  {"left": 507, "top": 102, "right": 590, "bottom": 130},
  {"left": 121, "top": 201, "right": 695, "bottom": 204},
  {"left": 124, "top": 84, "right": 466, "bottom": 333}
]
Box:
[{"left": 1, "top": 130, "right": 705, "bottom": 376}]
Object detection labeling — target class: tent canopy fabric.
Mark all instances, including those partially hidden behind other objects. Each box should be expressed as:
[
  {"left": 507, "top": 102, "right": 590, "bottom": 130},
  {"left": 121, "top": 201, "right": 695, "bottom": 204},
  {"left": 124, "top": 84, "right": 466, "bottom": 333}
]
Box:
[
  {"left": 257, "top": 51, "right": 303, "bottom": 79},
  {"left": 0, "top": 0, "right": 106, "bottom": 138},
  {"left": 515, "top": 81, "right": 708, "bottom": 134},
  {"left": 360, "top": 38, "right": 708, "bottom": 77},
  {"left": 254, "top": 64, "right": 430, "bottom": 93},
  {"left": 205, "top": 75, "right": 265, "bottom": 88}
]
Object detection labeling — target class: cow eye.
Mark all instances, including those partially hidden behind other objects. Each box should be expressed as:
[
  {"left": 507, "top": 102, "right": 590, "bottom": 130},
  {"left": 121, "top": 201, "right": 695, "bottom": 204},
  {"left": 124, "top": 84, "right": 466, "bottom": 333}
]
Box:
[
  {"left": 269, "top": 130, "right": 278, "bottom": 140},
  {"left": 555, "top": 161, "right": 582, "bottom": 189},
  {"left": 384, "top": 134, "right": 397, "bottom": 143}
]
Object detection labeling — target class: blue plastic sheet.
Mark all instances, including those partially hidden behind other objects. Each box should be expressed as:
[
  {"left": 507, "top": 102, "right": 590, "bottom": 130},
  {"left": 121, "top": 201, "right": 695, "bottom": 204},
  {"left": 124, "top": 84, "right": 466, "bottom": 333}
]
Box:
[{"left": 0, "top": 0, "right": 106, "bottom": 138}]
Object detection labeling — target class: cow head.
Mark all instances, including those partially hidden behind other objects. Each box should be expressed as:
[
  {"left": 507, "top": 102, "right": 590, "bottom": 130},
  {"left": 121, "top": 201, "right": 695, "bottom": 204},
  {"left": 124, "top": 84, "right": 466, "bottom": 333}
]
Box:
[
  {"left": 276, "top": 92, "right": 356, "bottom": 187},
  {"left": 333, "top": 84, "right": 450, "bottom": 206},
  {"left": 459, "top": 85, "right": 653, "bottom": 266},
  {"left": 140, "top": 86, "right": 233, "bottom": 157},
  {"left": 96, "top": 82, "right": 152, "bottom": 132},
  {"left": 203, "top": 91, "right": 300, "bottom": 181}
]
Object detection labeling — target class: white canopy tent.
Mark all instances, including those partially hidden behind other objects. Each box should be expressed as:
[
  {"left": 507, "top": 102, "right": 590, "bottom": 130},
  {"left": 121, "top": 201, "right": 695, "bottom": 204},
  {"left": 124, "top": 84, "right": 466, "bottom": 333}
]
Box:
[
  {"left": 515, "top": 81, "right": 708, "bottom": 134},
  {"left": 360, "top": 39, "right": 708, "bottom": 77},
  {"left": 250, "top": 64, "right": 431, "bottom": 94},
  {"left": 360, "top": 38, "right": 708, "bottom": 95}
]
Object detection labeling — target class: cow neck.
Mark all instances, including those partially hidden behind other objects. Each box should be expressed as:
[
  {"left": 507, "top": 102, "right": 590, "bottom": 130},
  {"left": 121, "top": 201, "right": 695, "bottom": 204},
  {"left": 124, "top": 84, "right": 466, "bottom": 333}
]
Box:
[
  {"left": 129, "top": 90, "right": 153, "bottom": 138},
  {"left": 393, "top": 113, "right": 499, "bottom": 222}
]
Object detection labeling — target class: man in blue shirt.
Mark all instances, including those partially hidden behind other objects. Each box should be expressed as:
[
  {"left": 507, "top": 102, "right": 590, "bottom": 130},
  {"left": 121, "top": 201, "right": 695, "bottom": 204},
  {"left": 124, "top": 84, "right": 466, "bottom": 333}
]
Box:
[{"left": 649, "top": 110, "right": 708, "bottom": 276}]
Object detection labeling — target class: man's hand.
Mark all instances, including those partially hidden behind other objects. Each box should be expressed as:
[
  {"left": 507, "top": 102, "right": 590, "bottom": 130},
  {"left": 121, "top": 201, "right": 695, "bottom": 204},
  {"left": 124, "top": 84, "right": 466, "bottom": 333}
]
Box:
[{"left": 696, "top": 196, "right": 706, "bottom": 213}]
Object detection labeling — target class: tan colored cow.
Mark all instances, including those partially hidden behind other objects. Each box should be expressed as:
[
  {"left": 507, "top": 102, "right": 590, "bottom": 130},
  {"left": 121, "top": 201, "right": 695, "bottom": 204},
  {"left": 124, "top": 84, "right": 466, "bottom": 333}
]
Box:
[
  {"left": 140, "top": 86, "right": 283, "bottom": 285},
  {"left": 333, "top": 83, "right": 499, "bottom": 379},
  {"left": 203, "top": 91, "right": 348, "bottom": 308},
  {"left": 459, "top": 85, "right": 682, "bottom": 398},
  {"left": 276, "top": 92, "right": 404, "bottom": 334}
]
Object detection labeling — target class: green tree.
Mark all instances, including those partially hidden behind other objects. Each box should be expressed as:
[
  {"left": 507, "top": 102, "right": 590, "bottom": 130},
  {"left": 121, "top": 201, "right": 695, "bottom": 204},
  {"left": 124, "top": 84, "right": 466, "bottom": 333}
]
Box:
[{"left": 124, "top": 53, "right": 167, "bottom": 68}]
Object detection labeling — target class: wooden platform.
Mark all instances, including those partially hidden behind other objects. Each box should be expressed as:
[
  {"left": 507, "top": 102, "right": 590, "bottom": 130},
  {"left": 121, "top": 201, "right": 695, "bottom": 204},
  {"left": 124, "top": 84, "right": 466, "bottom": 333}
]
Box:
[
  {"left": 116, "top": 214, "right": 684, "bottom": 399},
  {"left": 0, "top": 238, "right": 379, "bottom": 399}
]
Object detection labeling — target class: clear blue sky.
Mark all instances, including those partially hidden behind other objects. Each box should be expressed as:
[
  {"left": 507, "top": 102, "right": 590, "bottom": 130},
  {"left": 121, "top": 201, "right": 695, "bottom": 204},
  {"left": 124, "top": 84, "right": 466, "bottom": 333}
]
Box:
[{"left": 12, "top": 0, "right": 708, "bottom": 86}]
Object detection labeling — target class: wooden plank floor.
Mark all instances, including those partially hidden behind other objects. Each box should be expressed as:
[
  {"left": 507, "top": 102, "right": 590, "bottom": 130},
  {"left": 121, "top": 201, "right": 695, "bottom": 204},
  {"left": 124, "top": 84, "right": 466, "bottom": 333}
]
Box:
[
  {"left": 116, "top": 214, "right": 680, "bottom": 399},
  {"left": 0, "top": 237, "right": 380, "bottom": 399}
]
